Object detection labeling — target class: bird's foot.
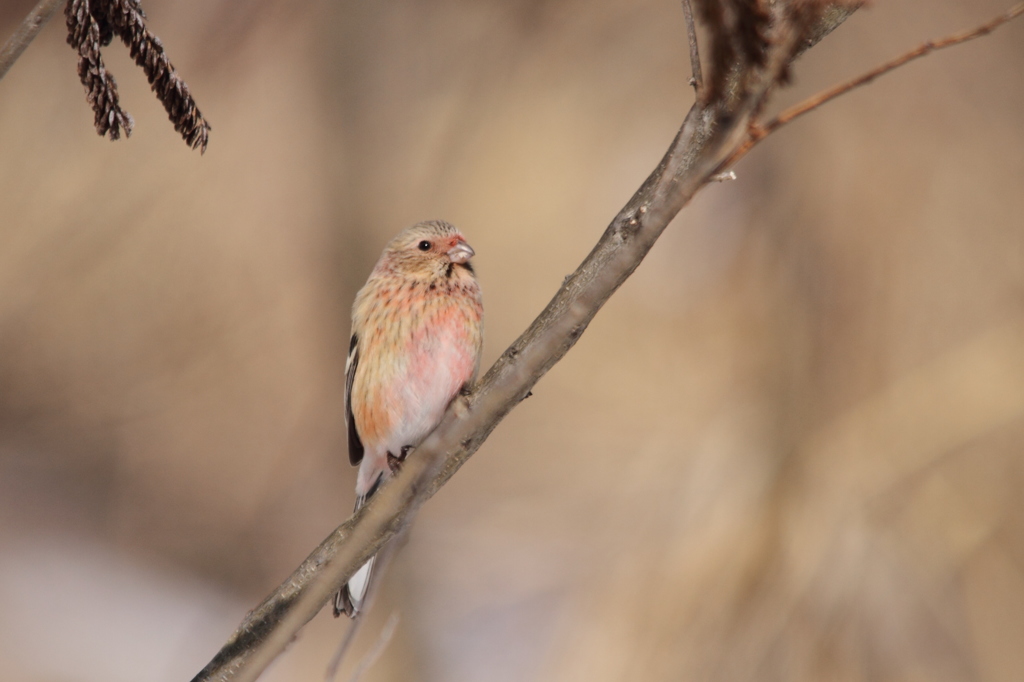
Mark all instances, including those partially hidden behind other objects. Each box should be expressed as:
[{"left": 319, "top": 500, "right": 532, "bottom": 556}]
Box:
[
  {"left": 387, "top": 446, "right": 414, "bottom": 474},
  {"left": 387, "top": 452, "right": 400, "bottom": 474}
]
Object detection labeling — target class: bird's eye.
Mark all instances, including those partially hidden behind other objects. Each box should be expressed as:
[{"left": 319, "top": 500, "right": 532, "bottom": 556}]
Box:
[{"left": 417, "top": 240, "right": 431, "bottom": 251}]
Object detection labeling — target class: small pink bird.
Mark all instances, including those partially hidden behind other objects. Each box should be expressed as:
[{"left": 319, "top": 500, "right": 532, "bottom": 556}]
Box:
[{"left": 334, "top": 220, "right": 483, "bottom": 618}]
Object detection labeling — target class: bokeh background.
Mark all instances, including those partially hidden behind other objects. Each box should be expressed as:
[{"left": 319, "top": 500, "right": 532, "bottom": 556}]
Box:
[{"left": 2, "top": 1, "right": 1023, "bottom": 680}]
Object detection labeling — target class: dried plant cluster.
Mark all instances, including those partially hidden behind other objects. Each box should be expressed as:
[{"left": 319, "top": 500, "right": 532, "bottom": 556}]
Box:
[
  {"left": 64, "top": 0, "right": 210, "bottom": 152},
  {"left": 692, "top": 0, "right": 863, "bottom": 104}
]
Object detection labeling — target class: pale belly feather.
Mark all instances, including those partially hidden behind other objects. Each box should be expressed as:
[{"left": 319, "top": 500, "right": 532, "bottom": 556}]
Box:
[{"left": 353, "top": 303, "right": 478, "bottom": 494}]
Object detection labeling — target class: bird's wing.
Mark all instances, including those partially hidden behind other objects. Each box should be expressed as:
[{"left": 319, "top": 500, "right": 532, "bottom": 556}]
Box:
[{"left": 346, "top": 333, "right": 365, "bottom": 465}]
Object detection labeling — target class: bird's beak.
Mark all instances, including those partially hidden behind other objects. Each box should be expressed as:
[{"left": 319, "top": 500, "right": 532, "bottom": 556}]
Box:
[{"left": 447, "top": 240, "right": 475, "bottom": 264}]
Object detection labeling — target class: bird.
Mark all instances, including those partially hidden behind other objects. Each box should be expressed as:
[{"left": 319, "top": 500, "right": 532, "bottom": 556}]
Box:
[{"left": 334, "top": 220, "right": 483, "bottom": 618}]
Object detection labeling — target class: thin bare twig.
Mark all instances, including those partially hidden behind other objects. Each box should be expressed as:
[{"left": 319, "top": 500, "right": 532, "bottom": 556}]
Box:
[
  {"left": 348, "top": 612, "right": 400, "bottom": 682},
  {"left": 720, "top": 2, "right": 1024, "bottom": 169},
  {"left": 0, "top": 0, "right": 65, "bottom": 81},
  {"left": 681, "top": 0, "right": 703, "bottom": 93},
  {"left": 325, "top": 624, "right": 358, "bottom": 682}
]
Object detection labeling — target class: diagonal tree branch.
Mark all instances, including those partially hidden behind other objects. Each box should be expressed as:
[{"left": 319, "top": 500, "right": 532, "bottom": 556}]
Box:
[
  {"left": 0, "top": 0, "right": 65, "bottom": 81},
  {"left": 191, "top": 5, "right": 862, "bottom": 682},
  {"left": 191, "top": 2, "right": 1020, "bottom": 680}
]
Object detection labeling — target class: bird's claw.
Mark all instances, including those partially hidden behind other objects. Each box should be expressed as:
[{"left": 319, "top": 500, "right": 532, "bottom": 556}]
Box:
[{"left": 388, "top": 446, "right": 414, "bottom": 474}]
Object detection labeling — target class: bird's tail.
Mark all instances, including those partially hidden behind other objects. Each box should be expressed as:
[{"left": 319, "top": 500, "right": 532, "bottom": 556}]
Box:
[
  {"left": 334, "top": 554, "right": 376, "bottom": 618},
  {"left": 333, "top": 479, "right": 382, "bottom": 618}
]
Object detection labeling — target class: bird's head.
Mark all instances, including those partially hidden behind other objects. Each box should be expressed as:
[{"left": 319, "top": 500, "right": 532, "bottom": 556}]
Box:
[{"left": 381, "top": 220, "right": 476, "bottom": 280}]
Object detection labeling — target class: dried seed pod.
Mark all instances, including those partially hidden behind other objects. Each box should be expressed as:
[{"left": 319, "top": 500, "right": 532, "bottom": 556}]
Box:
[
  {"left": 66, "top": 0, "right": 133, "bottom": 141},
  {"left": 65, "top": 0, "right": 210, "bottom": 152}
]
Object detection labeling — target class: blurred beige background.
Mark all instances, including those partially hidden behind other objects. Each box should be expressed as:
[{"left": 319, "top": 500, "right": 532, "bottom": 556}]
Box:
[{"left": 1, "top": 1, "right": 1023, "bottom": 681}]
